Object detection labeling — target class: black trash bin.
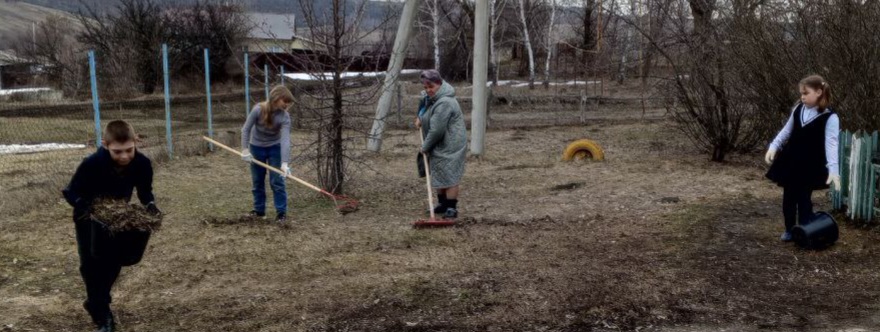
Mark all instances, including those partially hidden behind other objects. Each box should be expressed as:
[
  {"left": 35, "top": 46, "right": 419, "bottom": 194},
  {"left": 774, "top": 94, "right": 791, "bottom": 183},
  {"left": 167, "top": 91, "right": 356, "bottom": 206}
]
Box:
[
  {"left": 89, "top": 219, "right": 151, "bottom": 266},
  {"left": 791, "top": 211, "right": 838, "bottom": 250}
]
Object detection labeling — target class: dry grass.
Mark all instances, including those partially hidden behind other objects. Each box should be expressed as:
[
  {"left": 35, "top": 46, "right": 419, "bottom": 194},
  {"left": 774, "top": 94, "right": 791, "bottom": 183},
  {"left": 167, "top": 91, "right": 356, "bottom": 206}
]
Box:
[
  {"left": 2, "top": 111, "right": 880, "bottom": 331},
  {"left": 0, "top": 123, "right": 880, "bottom": 331}
]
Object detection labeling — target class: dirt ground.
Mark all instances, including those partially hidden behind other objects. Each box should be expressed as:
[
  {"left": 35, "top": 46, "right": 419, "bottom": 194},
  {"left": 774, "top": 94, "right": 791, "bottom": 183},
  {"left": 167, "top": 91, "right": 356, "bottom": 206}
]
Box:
[{"left": 3, "top": 116, "right": 880, "bottom": 331}]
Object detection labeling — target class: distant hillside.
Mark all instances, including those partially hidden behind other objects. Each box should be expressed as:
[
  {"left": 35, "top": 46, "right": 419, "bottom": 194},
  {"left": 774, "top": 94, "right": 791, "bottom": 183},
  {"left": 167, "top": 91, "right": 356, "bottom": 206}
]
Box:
[
  {"left": 11, "top": 0, "right": 95, "bottom": 13},
  {"left": 0, "top": 1, "right": 82, "bottom": 47},
  {"left": 14, "top": 0, "right": 402, "bottom": 26}
]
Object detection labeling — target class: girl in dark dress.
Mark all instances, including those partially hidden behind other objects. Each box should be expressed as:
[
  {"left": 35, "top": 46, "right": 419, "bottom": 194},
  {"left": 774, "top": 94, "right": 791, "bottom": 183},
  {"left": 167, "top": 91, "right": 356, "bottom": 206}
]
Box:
[{"left": 765, "top": 75, "right": 840, "bottom": 242}]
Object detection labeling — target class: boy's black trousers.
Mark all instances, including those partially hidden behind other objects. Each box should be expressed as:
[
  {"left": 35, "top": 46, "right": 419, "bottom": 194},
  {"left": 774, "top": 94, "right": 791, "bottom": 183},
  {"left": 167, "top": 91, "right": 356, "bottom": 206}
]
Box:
[{"left": 74, "top": 220, "right": 122, "bottom": 318}]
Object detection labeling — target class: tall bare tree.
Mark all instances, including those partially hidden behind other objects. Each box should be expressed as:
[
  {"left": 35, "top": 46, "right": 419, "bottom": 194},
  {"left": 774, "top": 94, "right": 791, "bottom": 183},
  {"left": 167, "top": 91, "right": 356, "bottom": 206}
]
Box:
[
  {"left": 542, "top": 0, "right": 556, "bottom": 88},
  {"left": 417, "top": 0, "right": 444, "bottom": 71},
  {"left": 517, "top": 0, "right": 536, "bottom": 89},
  {"left": 489, "top": 0, "right": 508, "bottom": 86},
  {"left": 10, "top": 14, "right": 87, "bottom": 96},
  {"left": 77, "top": 0, "right": 165, "bottom": 95},
  {"left": 163, "top": 0, "right": 248, "bottom": 82},
  {"left": 296, "top": 0, "right": 392, "bottom": 194}
]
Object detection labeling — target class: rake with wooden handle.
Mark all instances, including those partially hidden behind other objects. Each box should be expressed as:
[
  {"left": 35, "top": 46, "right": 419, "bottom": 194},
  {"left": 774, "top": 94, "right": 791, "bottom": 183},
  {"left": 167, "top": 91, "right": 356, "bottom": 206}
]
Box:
[
  {"left": 412, "top": 127, "right": 455, "bottom": 228},
  {"left": 202, "top": 136, "right": 359, "bottom": 214}
]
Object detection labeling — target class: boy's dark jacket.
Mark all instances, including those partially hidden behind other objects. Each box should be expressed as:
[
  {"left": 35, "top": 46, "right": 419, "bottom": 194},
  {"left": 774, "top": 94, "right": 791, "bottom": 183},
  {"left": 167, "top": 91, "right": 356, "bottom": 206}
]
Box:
[{"left": 62, "top": 147, "right": 155, "bottom": 222}]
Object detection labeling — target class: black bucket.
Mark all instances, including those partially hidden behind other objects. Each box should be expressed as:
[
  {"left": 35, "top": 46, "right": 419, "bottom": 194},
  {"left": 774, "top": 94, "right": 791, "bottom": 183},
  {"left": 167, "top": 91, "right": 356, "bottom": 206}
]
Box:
[
  {"left": 791, "top": 211, "right": 838, "bottom": 250},
  {"left": 89, "top": 219, "right": 152, "bottom": 266}
]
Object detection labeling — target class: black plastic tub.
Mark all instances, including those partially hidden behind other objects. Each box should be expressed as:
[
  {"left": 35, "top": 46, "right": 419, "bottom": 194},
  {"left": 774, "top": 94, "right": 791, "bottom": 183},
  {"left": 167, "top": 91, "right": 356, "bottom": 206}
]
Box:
[
  {"left": 792, "top": 211, "right": 838, "bottom": 250},
  {"left": 89, "top": 219, "right": 152, "bottom": 266}
]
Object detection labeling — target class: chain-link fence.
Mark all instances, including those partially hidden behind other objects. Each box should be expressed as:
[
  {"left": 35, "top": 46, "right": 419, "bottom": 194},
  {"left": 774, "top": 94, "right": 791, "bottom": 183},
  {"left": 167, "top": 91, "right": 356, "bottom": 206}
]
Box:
[
  {"left": 0, "top": 40, "right": 666, "bottom": 216},
  {"left": 0, "top": 46, "right": 276, "bottom": 215}
]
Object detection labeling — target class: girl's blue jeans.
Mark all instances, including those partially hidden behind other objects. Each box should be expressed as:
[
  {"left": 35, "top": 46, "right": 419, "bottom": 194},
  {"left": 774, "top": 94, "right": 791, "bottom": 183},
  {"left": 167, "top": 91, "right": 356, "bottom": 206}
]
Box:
[{"left": 250, "top": 144, "right": 287, "bottom": 215}]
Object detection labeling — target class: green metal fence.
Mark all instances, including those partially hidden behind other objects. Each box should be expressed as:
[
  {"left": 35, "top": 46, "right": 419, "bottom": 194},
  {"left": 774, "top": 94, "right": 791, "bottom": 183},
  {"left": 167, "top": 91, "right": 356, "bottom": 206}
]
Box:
[{"left": 831, "top": 130, "right": 879, "bottom": 222}]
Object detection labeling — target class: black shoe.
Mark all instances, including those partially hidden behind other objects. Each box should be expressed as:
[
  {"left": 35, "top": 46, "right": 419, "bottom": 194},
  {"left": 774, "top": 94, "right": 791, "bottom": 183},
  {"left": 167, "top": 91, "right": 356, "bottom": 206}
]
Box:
[
  {"left": 426, "top": 204, "right": 447, "bottom": 216},
  {"left": 247, "top": 210, "right": 266, "bottom": 219},
  {"left": 96, "top": 311, "right": 115, "bottom": 332},
  {"left": 275, "top": 213, "right": 290, "bottom": 227},
  {"left": 444, "top": 208, "right": 458, "bottom": 219},
  {"left": 83, "top": 301, "right": 108, "bottom": 327}
]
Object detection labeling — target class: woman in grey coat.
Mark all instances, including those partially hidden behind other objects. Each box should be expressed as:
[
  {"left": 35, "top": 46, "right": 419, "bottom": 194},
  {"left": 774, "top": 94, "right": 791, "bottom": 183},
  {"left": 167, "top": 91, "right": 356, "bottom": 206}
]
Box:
[{"left": 416, "top": 70, "right": 468, "bottom": 218}]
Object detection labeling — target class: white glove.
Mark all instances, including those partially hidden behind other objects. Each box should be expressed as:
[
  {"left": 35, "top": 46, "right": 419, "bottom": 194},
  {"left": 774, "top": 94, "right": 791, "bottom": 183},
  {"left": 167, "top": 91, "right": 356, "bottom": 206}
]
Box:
[
  {"left": 827, "top": 174, "right": 841, "bottom": 191},
  {"left": 281, "top": 162, "right": 291, "bottom": 177},
  {"left": 241, "top": 149, "right": 252, "bottom": 162},
  {"left": 764, "top": 148, "right": 777, "bottom": 165}
]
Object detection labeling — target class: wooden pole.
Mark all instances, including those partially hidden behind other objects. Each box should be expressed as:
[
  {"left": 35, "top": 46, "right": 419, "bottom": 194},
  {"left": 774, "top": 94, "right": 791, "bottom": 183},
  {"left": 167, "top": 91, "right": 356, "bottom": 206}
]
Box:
[
  {"left": 471, "top": 0, "right": 490, "bottom": 156},
  {"left": 367, "top": 0, "right": 421, "bottom": 152}
]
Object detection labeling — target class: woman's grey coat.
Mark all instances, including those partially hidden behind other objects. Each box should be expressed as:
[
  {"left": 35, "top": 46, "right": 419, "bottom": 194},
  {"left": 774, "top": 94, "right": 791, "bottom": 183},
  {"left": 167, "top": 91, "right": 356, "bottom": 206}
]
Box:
[{"left": 420, "top": 81, "right": 467, "bottom": 188}]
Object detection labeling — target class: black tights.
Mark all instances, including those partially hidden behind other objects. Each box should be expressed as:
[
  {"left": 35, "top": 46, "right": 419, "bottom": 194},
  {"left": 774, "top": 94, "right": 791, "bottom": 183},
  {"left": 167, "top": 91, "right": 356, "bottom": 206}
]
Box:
[{"left": 782, "top": 186, "right": 814, "bottom": 232}]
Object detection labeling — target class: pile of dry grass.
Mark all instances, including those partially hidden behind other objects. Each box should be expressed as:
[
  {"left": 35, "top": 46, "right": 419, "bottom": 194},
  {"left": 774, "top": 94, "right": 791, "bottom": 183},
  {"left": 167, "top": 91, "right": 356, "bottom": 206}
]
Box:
[{"left": 90, "top": 199, "right": 163, "bottom": 233}]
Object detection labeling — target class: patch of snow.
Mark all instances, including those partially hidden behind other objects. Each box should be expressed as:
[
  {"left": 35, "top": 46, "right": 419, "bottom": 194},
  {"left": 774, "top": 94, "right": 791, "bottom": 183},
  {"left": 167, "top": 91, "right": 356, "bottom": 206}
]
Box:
[
  {"left": 498, "top": 80, "right": 600, "bottom": 88},
  {"left": 0, "top": 87, "right": 52, "bottom": 96},
  {"left": 0, "top": 143, "right": 87, "bottom": 155},
  {"left": 282, "top": 69, "right": 422, "bottom": 81}
]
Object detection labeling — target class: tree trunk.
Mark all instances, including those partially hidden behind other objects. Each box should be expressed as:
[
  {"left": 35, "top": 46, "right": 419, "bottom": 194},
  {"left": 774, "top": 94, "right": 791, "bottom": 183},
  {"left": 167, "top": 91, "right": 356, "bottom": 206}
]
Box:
[
  {"left": 329, "top": 0, "right": 345, "bottom": 194},
  {"left": 432, "top": 0, "right": 441, "bottom": 71},
  {"left": 617, "top": 0, "right": 636, "bottom": 84},
  {"left": 490, "top": 0, "right": 497, "bottom": 86},
  {"left": 543, "top": 0, "right": 556, "bottom": 89},
  {"left": 518, "top": 0, "right": 536, "bottom": 89}
]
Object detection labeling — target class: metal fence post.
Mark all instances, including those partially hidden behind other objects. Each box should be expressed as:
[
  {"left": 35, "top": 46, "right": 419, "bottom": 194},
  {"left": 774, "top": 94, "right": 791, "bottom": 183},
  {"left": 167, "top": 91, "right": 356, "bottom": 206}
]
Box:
[
  {"left": 244, "top": 51, "right": 250, "bottom": 114},
  {"left": 264, "top": 63, "right": 270, "bottom": 101},
  {"left": 280, "top": 65, "right": 285, "bottom": 85},
  {"left": 89, "top": 50, "right": 102, "bottom": 147},
  {"left": 204, "top": 48, "right": 213, "bottom": 151},
  {"left": 162, "top": 43, "right": 173, "bottom": 158}
]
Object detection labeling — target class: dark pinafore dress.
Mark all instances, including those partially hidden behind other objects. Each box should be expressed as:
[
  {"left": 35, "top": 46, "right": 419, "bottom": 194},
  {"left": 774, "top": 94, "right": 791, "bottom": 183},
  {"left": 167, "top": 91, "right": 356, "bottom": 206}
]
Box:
[{"left": 766, "top": 103, "right": 834, "bottom": 190}]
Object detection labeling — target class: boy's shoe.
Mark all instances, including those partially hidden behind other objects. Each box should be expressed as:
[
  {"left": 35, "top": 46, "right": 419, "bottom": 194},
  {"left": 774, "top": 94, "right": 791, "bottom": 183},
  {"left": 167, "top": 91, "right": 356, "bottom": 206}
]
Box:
[
  {"left": 83, "top": 301, "right": 112, "bottom": 328},
  {"left": 780, "top": 231, "right": 793, "bottom": 242},
  {"left": 444, "top": 208, "right": 458, "bottom": 219},
  {"left": 96, "top": 311, "right": 116, "bottom": 332},
  {"left": 247, "top": 210, "right": 266, "bottom": 220}
]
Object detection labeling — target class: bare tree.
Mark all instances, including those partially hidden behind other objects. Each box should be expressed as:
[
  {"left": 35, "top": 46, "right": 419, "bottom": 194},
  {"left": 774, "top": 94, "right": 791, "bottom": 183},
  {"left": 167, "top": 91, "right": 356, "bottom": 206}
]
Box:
[
  {"left": 437, "top": 0, "right": 474, "bottom": 81},
  {"left": 10, "top": 14, "right": 87, "bottom": 96},
  {"left": 541, "top": 0, "right": 556, "bottom": 88},
  {"left": 517, "top": 0, "right": 536, "bottom": 89},
  {"left": 163, "top": 0, "right": 248, "bottom": 82},
  {"left": 616, "top": 0, "right": 636, "bottom": 84},
  {"left": 295, "top": 0, "right": 393, "bottom": 194},
  {"left": 489, "top": 0, "right": 509, "bottom": 86},
  {"left": 75, "top": 0, "right": 248, "bottom": 96},
  {"left": 417, "top": 0, "right": 444, "bottom": 71},
  {"left": 77, "top": 0, "right": 165, "bottom": 95},
  {"left": 639, "top": 0, "right": 676, "bottom": 87}
]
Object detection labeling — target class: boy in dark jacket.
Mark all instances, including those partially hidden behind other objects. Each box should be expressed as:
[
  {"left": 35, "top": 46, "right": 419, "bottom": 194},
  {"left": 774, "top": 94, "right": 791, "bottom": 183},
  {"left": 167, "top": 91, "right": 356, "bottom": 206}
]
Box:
[{"left": 62, "top": 120, "right": 160, "bottom": 332}]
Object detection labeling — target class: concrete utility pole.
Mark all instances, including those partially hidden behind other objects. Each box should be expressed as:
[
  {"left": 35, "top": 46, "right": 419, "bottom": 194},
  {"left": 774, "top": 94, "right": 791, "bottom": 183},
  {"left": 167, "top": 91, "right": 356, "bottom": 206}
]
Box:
[
  {"left": 367, "top": 0, "right": 421, "bottom": 152},
  {"left": 471, "top": 0, "right": 490, "bottom": 156}
]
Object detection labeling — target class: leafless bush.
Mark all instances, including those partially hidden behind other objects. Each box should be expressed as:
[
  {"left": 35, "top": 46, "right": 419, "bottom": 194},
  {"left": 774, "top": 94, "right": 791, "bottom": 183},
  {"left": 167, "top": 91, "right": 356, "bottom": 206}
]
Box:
[
  {"left": 10, "top": 14, "right": 89, "bottom": 97},
  {"left": 294, "top": 0, "right": 394, "bottom": 195},
  {"left": 76, "top": 0, "right": 246, "bottom": 97}
]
